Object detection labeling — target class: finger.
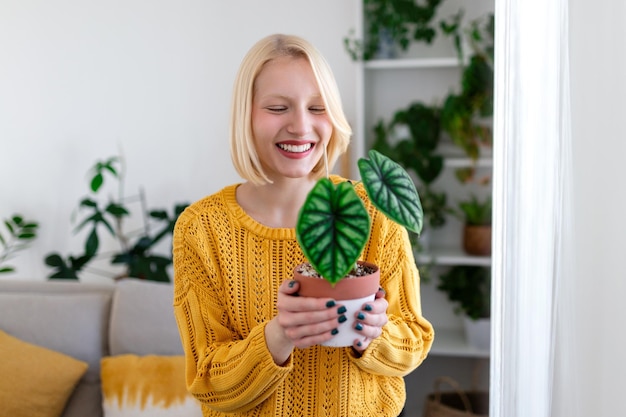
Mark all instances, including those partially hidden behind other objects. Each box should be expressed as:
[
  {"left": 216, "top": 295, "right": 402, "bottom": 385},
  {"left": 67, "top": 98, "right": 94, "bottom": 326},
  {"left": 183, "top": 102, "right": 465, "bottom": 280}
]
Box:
[
  {"left": 375, "top": 286, "right": 386, "bottom": 299},
  {"left": 280, "top": 279, "right": 300, "bottom": 295},
  {"left": 353, "top": 337, "right": 371, "bottom": 354},
  {"left": 354, "top": 319, "right": 384, "bottom": 340},
  {"left": 361, "top": 297, "right": 388, "bottom": 315}
]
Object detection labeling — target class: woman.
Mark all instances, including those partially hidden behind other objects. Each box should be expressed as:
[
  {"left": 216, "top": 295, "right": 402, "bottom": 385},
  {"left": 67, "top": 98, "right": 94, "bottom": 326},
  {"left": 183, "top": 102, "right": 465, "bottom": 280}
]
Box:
[{"left": 173, "top": 33, "right": 434, "bottom": 416}]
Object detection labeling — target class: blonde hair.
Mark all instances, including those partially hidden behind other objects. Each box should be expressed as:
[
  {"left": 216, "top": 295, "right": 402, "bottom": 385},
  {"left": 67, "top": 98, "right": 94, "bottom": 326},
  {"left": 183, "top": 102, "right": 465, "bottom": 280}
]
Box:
[{"left": 229, "top": 34, "right": 352, "bottom": 185}]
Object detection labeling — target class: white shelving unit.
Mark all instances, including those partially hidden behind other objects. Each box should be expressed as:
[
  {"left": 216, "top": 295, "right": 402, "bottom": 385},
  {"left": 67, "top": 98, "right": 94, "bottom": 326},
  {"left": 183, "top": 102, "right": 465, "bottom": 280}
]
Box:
[{"left": 351, "top": 1, "right": 494, "bottom": 415}]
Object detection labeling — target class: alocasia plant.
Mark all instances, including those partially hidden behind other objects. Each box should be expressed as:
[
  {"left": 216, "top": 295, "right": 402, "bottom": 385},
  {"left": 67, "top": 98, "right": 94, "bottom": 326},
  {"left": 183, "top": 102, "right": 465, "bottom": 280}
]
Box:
[{"left": 296, "top": 149, "right": 423, "bottom": 285}]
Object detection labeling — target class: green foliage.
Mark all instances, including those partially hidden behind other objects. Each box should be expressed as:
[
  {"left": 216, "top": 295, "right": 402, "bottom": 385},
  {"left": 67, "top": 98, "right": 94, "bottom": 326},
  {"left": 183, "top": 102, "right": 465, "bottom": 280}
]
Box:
[
  {"left": 44, "top": 156, "right": 188, "bottom": 282},
  {"left": 438, "top": 265, "right": 490, "bottom": 319},
  {"left": 371, "top": 103, "right": 448, "bottom": 230},
  {"left": 0, "top": 214, "right": 39, "bottom": 274},
  {"left": 296, "top": 150, "right": 423, "bottom": 285},
  {"left": 440, "top": 13, "right": 494, "bottom": 182},
  {"left": 455, "top": 195, "right": 492, "bottom": 226},
  {"left": 297, "top": 179, "right": 371, "bottom": 285},
  {"left": 344, "top": 0, "right": 443, "bottom": 61}
]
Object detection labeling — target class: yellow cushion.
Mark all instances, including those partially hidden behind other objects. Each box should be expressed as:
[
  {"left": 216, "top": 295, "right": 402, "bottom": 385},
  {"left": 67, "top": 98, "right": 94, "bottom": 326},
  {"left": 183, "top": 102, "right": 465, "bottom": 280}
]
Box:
[
  {"left": 0, "top": 329, "right": 88, "bottom": 417},
  {"left": 101, "top": 354, "right": 202, "bottom": 417}
]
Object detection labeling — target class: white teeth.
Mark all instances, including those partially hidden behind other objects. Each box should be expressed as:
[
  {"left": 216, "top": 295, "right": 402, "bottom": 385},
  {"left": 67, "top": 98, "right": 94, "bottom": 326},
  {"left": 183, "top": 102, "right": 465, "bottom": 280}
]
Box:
[{"left": 278, "top": 143, "right": 312, "bottom": 153}]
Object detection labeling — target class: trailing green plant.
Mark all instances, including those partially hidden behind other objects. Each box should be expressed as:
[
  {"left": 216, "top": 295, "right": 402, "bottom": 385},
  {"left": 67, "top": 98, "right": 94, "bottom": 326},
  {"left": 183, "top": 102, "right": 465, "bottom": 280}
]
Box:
[
  {"left": 44, "top": 156, "right": 188, "bottom": 282},
  {"left": 453, "top": 194, "right": 492, "bottom": 226},
  {"left": 0, "top": 214, "right": 39, "bottom": 274},
  {"left": 296, "top": 149, "right": 423, "bottom": 285},
  {"left": 440, "top": 12, "right": 494, "bottom": 183},
  {"left": 371, "top": 102, "right": 449, "bottom": 231},
  {"left": 344, "top": 0, "right": 444, "bottom": 61},
  {"left": 437, "top": 265, "right": 490, "bottom": 320}
]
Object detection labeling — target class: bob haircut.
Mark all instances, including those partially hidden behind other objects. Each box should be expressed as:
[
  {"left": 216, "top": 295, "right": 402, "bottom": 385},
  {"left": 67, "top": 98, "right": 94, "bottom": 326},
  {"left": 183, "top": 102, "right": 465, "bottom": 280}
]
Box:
[{"left": 230, "top": 34, "right": 352, "bottom": 185}]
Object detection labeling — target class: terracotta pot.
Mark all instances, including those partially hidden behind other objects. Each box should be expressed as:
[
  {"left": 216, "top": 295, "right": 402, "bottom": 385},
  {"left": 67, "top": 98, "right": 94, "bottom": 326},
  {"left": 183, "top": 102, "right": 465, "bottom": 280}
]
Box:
[
  {"left": 463, "top": 225, "right": 492, "bottom": 256},
  {"left": 293, "top": 261, "right": 380, "bottom": 347}
]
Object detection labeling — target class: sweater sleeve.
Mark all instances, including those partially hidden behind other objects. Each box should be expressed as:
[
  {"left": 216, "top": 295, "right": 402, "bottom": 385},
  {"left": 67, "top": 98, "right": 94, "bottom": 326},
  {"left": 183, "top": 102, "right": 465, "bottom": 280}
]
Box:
[
  {"left": 172, "top": 206, "right": 292, "bottom": 413},
  {"left": 352, "top": 212, "right": 435, "bottom": 377}
]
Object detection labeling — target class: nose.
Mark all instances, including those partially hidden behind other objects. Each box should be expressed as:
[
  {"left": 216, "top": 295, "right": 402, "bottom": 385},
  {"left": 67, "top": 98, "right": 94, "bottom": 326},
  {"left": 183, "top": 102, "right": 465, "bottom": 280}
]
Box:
[{"left": 287, "top": 107, "right": 313, "bottom": 137}]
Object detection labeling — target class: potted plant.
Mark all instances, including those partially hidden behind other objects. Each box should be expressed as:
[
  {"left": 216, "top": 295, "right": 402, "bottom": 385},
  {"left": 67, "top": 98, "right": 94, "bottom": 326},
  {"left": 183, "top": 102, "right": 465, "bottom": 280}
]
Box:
[
  {"left": 44, "top": 156, "right": 188, "bottom": 282},
  {"left": 437, "top": 265, "right": 491, "bottom": 349},
  {"left": 343, "top": 0, "right": 444, "bottom": 61},
  {"left": 0, "top": 214, "right": 39, "bottom": 274},
  {"left": 453, "top": 194, "right": 491, "bottom": 256},
  {"left": 293, "top": 149, "right": 423, "bottom": 346},
  {"left": 440, "top": 13, "right": 494, "bottom": 184}
]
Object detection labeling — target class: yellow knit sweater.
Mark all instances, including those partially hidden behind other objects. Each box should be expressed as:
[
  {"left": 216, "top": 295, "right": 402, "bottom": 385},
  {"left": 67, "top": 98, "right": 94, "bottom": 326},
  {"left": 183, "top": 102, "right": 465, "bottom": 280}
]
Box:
[{"left": 172, "top": 176, "right": 434, "bottom": 417}]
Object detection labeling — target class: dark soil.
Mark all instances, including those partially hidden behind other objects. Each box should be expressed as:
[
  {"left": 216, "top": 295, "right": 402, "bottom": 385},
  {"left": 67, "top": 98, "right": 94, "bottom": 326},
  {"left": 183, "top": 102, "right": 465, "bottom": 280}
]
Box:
[{"left": 296, "top": 262, "right": 376, "bottom": 278}]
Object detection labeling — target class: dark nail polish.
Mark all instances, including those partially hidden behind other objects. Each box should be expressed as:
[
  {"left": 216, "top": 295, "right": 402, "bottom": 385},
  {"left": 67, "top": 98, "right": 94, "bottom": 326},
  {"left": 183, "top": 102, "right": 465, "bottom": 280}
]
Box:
[
  {"left": 356, "top": 341, "right": 362, "bottom": 347},
  {"left": 326, "top": 300, "right": 336, "bottom": 308},
  {"left": 338, "top": 315, "right": 347, "bottom": 323},
  {"left": 355, "top": 323, "right": 363, "bottom": 331},
  {"left": 331, "top": 328, "right": 339, "bottom": 335},
  {"left": 337, "top": 306, "right": 347, "bottom": 314},
  {"left": 357, "top": 312, "right": 365, "bottom": 320},
  {"left": 364, "top": 304, "right": 373, "bottom": 312},
  {"left": 288, "top": 280, "right": 297, "bottom": 288}
]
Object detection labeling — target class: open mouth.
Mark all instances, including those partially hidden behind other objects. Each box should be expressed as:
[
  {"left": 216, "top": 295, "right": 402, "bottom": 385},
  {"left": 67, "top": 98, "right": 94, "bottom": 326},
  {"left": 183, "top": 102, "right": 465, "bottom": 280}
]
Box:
[{"left": 277, "top": 143, "right": 313, "bottom": 153}]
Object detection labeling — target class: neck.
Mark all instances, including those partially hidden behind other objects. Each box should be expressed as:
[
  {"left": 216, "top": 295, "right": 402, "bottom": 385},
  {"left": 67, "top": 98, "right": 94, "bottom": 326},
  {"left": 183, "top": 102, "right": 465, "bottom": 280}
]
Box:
[{"left": 237, "top": 177, "right": 321, "bottom": 229}]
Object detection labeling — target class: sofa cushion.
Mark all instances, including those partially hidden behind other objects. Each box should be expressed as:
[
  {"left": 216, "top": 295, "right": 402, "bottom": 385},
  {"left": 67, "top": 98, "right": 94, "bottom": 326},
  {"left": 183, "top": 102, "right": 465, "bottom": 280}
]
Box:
[
  {"left": 0, "top": 280, "right": 114, "bottom": 382},
  {"left": 101, "top": 354, "right": 202, "bottom": 416},
  {"left": 109, "top": 279, "right": 183, "bottom": 356},
  {"left": 0, "top": 329, "right": 89, "bottom": 417}
]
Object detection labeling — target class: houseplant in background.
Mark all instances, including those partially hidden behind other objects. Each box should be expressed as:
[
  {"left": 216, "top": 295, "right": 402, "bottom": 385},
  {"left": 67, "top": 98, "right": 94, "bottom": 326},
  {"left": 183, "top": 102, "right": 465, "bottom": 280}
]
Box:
[
  {"left": 440, "top": 12, "right": 494, "bottom": 184},
  {"left": 44, "top": 156, "right": 188, "bottom": 282},
  {"left": 371, "top": 101, "right": 449, "bottom": 255},
  {"left": 294, "top": 149, "right": 423, "bottom": 346},
  {"left": 452, "top": 194, "right": 492, "bottom": 256},
  {"left": 0, "top": 214, "right": 39, "bottom": 274},
  {"left": 437, "top": 265, "right": 491, "bottom": 349},
  {"left": 343, "top": 0, "right": 444, "bottom": 61}
]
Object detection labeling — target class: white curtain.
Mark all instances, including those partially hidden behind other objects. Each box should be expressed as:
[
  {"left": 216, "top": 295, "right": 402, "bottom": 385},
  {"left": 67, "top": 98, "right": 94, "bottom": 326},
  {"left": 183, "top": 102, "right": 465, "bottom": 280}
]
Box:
[{"left": 492, "top": 1, "right": 626, "bottom": 417}]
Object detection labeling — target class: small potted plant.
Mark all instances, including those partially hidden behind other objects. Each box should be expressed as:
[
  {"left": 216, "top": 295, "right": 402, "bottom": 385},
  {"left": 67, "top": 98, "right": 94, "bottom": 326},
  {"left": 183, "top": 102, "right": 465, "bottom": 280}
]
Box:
[
  {"left": 293, "top": 149, "right": 423, "bottom": 346},
  {"left": 453, "top": 194, "right": 491, "bottom": 256},
  {"left": 437, "top": 265, "right": 491, "bottom": 349}
]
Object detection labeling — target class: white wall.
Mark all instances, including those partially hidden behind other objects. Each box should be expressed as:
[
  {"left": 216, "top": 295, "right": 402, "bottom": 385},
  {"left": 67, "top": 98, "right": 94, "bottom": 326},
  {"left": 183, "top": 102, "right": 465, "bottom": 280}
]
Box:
[{"left": 0, "top": 0, "right": 358, "bottom": 282}]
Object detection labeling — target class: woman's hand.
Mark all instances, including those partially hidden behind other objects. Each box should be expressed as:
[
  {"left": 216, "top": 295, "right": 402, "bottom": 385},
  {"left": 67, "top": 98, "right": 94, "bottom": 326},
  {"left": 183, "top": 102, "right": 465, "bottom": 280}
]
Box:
[
  {"left": 265, "top": 279, "right": 346, "bottom": 364},
  {"left": 352, "top": 287, "right": 389, "bottom": 354}
]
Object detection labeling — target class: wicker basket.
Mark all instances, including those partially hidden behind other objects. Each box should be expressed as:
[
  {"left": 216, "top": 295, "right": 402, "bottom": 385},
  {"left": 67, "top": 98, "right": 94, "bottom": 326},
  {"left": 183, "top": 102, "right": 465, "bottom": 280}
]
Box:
[{"left": 422, "top": 377, "right": 489, "bottom": 417}]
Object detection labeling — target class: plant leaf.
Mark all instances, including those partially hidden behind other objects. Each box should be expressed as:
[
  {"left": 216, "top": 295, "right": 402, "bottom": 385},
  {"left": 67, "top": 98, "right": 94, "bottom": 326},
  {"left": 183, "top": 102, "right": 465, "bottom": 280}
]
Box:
[
  {"left": 296, "top": 178, "right": 370, "bottom": 285},
  {"left": 358, "top": 150, "right": 423, "bottom": 234}
]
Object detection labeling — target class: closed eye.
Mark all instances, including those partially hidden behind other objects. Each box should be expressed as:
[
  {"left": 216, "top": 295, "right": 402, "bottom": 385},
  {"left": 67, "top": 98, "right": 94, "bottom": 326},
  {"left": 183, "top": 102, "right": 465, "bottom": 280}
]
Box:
[
  {"left": 267, "top": 106, "right": 287, "bottom": 113},
  {"left": 309, "top": 106, "right": 326, "bottom": 114}
]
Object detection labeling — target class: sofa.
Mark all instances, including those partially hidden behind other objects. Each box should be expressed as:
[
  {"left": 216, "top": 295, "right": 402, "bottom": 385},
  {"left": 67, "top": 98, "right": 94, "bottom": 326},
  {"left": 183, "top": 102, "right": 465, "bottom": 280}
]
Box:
[{"left": 0, "top": 278, "right": 200, "bottom": 417}]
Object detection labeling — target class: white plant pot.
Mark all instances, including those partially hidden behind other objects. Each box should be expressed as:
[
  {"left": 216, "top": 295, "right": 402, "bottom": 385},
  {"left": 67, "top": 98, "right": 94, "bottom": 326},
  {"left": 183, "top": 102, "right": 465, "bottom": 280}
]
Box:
[
  {"left": 322, "top": 293, "right": 376, "bottom": 347},
  {"left": 463, "top": 316, "right": 491, "bottom": 350}
]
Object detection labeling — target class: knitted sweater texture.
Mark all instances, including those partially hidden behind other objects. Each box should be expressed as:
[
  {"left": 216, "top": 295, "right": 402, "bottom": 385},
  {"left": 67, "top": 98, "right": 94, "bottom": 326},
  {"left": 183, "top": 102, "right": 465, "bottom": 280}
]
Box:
[{"left": 172, "top": 176, "right": 434, "bottom": 417}]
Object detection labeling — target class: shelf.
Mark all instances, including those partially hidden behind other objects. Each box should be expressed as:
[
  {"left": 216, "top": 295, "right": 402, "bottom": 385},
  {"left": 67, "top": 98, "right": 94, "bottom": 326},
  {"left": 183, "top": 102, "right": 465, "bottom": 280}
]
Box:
[
  {"left": 416, "top": 247, "right": 491, "bottom": 267},
  {"left": 429, "top": 327, "right": 490, "bottom": 358},
  {"left": 444, "top": 157, "right": 493, "bottom": 168},
  {"left": 364, "top": 57, "right": 461, "bottom": 70}
]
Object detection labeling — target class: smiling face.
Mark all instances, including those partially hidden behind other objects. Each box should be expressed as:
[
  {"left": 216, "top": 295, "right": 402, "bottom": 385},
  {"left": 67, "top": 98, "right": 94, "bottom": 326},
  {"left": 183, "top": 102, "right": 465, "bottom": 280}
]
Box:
[{"left": 251, "top": 56, "right": 332, "bottom": 183}]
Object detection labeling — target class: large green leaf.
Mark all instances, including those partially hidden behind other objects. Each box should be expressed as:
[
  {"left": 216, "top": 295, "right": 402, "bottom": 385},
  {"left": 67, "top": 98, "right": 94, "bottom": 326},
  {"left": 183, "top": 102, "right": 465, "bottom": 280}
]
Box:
[
  {"left": 296, "top": 178, "right": 370, "bottom": 285},
  {"left": 358, "top": 150, "right": 423, "bottom": 234}
]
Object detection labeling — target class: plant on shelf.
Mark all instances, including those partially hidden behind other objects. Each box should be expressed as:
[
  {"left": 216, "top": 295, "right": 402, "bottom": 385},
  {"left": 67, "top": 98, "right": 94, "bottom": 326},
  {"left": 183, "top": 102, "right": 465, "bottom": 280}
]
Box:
[
  {"left": 452, "top": 194, "right": 492, "bottom": 256},
  {"left": 437, "top": 265, "right": 490, "bottom": 320},
  {"left": 44, "top": 156, "right": 188, "bottom": 282},
  {"left": 344, "top": 0, "right": 444, "bottom": 61},
  {"left": 295, "top": 149, "right": 423, "bottom": 285},
  {"left": 0, "top": 214, "right": 39, "bottom": 274},
  {"left": 440, "top": 12, "right": 494, "bottom": 184}
]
